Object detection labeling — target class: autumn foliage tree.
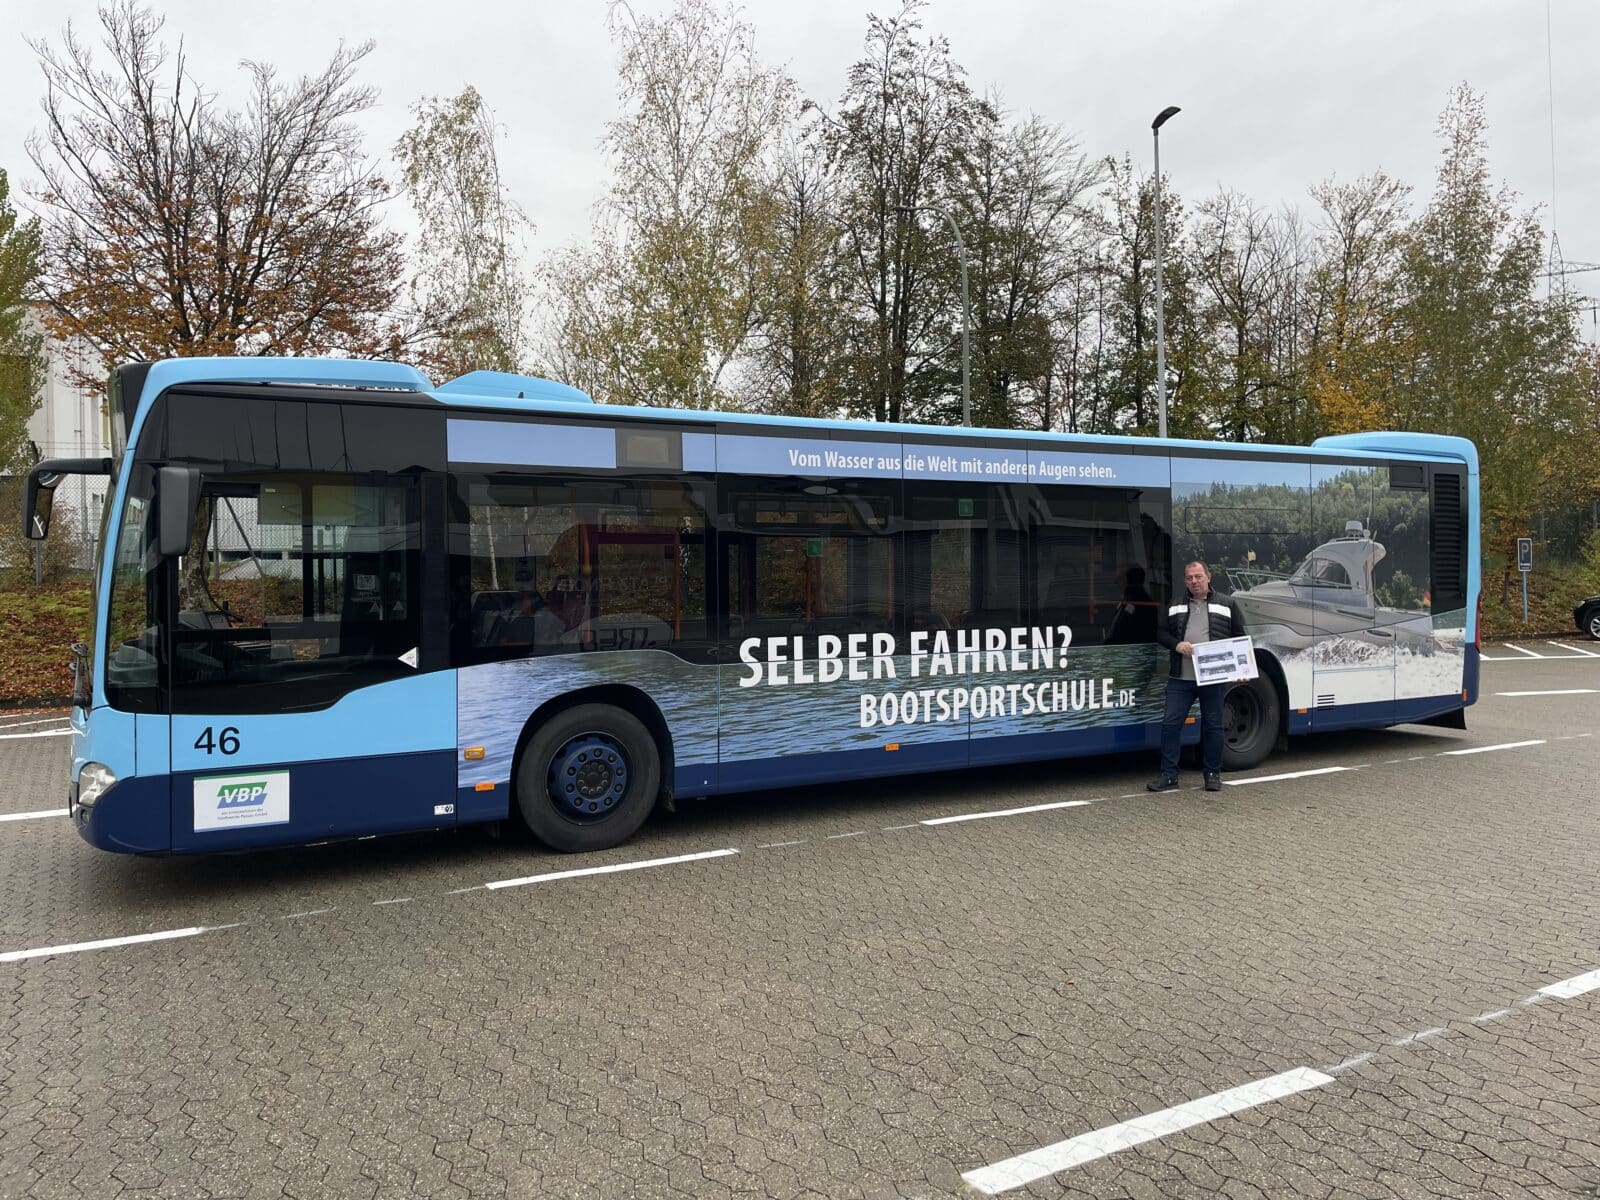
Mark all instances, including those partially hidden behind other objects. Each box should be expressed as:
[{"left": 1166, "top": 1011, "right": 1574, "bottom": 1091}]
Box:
[
  {"left": 396, "top": 86, "right": 531, "bottom": 381},
  {"left": 1303, "top": 171, "right": 1414, "bottom": 436},
  {"left": 27, "top": 1, "right": 404, "bottom": 383},
  {"left": 545, "top": 0, "right": 795, "bottom": 409}
]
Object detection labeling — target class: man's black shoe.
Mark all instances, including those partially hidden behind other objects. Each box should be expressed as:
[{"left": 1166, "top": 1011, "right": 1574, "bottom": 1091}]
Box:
[
  {"left": 1146, "top": 776, "right": 1180, "bottom": 792},
  {"left": 1204, "top": 772, "right": 1222, "bottom": 792}
]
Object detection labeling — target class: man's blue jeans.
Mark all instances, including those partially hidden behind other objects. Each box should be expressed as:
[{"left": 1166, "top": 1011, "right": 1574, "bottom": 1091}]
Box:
[{"left": 1159, "top": 676, "right": 1226, "bottom": 778}]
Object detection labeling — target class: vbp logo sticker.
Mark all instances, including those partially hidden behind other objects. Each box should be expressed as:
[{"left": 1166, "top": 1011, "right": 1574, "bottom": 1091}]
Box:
[
  {"left": 216, "top": 782, "right": 269, "bottom": 809},
  {"left": 194, "top": 770, "right": 290, "bottom": 832}
]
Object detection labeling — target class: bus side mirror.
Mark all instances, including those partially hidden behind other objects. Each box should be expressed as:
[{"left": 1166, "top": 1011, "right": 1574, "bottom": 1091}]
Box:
[
  {"left": 22, "top": 470, "right": 59, "bottom": 540},
  {"left": 157, "top": 466, "right": 202, "bottom": 558}
]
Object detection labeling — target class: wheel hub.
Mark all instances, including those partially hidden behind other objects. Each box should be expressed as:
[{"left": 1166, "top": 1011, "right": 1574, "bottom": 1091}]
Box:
[
  {"left": 1224, "top": 689, "right": 1259, "bottom": 748},
  {"left": 548, "top": 734, "right": 629, "bottom": 820}
]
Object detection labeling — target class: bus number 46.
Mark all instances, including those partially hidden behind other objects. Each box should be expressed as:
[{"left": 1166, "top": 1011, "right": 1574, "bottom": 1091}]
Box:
[{"left": 194, "top": 727, "right": 241, "bottom": 756}]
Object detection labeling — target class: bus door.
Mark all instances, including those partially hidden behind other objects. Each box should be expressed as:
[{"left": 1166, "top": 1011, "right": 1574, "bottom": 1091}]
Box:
[
  {"left": 165, "top": 472, "right": 459, "bottom": 851},
  {"left": 1309, "top": 465, "right": 1394, "bottom": 728}
]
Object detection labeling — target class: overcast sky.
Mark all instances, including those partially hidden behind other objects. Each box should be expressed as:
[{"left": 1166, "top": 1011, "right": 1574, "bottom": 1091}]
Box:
[{"left": 3, "top": 0, "right": 1597, "bottom": 320}]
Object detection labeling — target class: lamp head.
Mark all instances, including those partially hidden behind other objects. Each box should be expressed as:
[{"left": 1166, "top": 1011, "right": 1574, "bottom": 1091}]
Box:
[{"left": 1152, "top": 105, "right": 1181, "bottom": 131}]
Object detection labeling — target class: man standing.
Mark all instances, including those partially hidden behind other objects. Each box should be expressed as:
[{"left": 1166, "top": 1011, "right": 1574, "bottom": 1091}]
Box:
[{"left": 1148, "top": 561, "right": 1246, "bottom": 793}]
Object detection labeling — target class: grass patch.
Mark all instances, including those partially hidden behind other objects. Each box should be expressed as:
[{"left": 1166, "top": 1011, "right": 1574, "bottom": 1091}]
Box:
[{"left": 0, "top": 583, "right": 91, "bottom": 707}]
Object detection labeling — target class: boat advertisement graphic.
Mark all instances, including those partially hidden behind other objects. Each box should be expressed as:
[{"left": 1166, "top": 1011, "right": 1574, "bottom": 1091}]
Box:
[
  {"left": 456, "top": 448, "right": 1464, "bottom": 795},
  {"left": 1173, "top": 461, "right": 1464, "bottom": 712}
]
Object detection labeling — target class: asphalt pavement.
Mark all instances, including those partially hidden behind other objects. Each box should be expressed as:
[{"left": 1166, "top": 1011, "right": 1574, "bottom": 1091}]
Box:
[{"left": 2, "top": 645, "right": 1599, "bottom": 1199}]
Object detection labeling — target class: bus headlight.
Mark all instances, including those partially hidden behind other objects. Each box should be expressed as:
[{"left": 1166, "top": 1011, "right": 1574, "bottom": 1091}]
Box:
[{"left": 77, "top": 762, "right": 117, "bottom": 810}]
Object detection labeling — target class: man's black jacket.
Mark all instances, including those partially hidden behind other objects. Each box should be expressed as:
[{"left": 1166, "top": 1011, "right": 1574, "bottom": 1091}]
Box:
[{"left": 1156, "top": 589, "right": 1247, "bottom": 680}]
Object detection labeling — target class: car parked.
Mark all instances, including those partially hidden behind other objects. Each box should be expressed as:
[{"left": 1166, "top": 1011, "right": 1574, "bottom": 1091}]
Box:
[{"left": 1576, "top": 595, "right": 1600, "bottom": 641}]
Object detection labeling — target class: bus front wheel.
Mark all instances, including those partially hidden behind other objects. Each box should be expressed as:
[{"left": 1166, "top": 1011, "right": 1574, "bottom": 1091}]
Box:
[
  {"left": 1222, "top": 676, "right": 1280, "bottom": 771},
  {"left": 517, "top": 704, "right": 661, "bottom": 853}
]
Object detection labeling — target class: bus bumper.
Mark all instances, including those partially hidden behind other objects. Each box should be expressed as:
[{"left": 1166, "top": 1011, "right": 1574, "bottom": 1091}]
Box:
[{"left": 71, "top": 773, "right": 172, "bottom": 854}]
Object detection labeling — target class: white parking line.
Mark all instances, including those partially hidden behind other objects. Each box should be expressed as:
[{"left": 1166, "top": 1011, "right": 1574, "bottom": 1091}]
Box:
[
  {"left": 1538, "top": 968, "right": 1600, "bottom": 1000},
  {"left": 1500, "top": 643, "right": 1542, "bottom": 657},
  {"left": 1, "top": 924, "right": 235, "bottom": 964},
  {"left": 1223, "top": 766, "right": 1350, "bottom": 787},
  {"left": 1439, "top": 739, "right": 1546, "bottom": 756},
  {"left": 0, "top": 716, "right": 72, "bottom": 731},
  {"left": 961, "top": 1067, "right": 1334, "bottom": 1194},
  {"left": 0, "top": 809, "right": 65, "bottom": 823},
  {"left": 0, "top": 729, "right": 72, "bottom": 740},
  {"left": 1392, "top": 1027, "right": 1448, "bottom": 1046},
  {"left": 920, "top": 799, "right": 1094, "bottom": 826},
  {"left": 1327, "top": 1052, "right": 1373, "bottom": 1073},
  {"left": 1494, "top": 689, "right": 1598, "bottom": 697},
  {"left": 1481, "top": 654, "right": 1590, "bottom": 662},
  {"left": 477, "top": 847, "right": 739, "bottom": 891},
  {"left": 825, "top": 830, "right": 865, "bottom": 840},
  {"left": 1547, "top": 641, "right": 1600, "bottom": 657}
]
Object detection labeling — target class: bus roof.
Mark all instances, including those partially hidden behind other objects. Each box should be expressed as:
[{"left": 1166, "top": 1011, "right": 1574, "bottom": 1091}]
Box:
[{"left": 126, "top": 356, "right": 1478, "bottom": 473}]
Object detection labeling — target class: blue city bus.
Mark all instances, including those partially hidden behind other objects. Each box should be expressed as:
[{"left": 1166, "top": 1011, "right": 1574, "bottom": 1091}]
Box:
[{"left": 24, "top": 358, "right": 1480, "bottom": 855}]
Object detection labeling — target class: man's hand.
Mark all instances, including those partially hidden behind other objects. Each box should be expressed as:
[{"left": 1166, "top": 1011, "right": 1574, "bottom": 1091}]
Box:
[{"left": 1177, "top": 641, "right": 1194, "bottom": 655}]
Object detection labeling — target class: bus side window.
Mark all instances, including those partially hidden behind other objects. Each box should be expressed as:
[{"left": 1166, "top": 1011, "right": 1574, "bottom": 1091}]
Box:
[
  {"left": 452, "top": 475, "right": 712, "bottom": 663},
  {"left": 721, "top": 476, "right": 900, "bottom": 656},
  {"left": 902, "top": 484, "right": 1023, "bottom": 637},
  {"left": 1031, "top": 486, "right": 1155, "bottom": 646}
]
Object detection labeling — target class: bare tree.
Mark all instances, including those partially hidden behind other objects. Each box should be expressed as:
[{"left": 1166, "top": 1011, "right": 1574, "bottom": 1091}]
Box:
[
  {"left": 818, "top": 0, "right": 988, "bottom": 424},
  {"left": 958, "top": 105, "right": 1102, "bottom": 430},
  {"left": 1191, "top": 190, "right": 1313, "bottom": 441},
  {"left": 743, "top": 130, "right": 851, "bottom": 417},
  {"left": 28, "top": 1, "right": 404, "bottom": 383}
]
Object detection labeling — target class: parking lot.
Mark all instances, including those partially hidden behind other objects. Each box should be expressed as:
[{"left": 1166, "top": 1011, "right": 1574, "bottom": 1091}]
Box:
[{"left": 3, "top": 648, "right": 1600, "bottom": 1199}]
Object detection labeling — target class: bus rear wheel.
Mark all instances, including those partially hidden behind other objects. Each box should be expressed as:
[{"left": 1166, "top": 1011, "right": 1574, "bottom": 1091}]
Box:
[
  {"left": 1222, "top": 676, "right": 1280, "bottom": 771},
  {"left": 517, "top": 704, "right": 660, "bottom": 853}
]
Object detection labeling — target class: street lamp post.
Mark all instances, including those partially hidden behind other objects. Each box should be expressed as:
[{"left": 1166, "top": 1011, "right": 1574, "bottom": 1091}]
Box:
[
  {"left": 1151, "top": 104, "right": 1180, "bottom": 440},
  {"left": 896, "top": 204, "right": 971, "bottom": 426}
]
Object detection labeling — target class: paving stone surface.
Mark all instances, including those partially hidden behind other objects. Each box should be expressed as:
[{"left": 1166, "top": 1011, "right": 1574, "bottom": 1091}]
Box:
[{"left": 2, "top": 659, "right": 1599, "bottom": 1197}]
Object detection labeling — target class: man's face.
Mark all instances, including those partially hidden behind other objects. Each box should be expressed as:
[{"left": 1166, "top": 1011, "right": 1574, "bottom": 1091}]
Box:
[{"left": 1184, "top": 565, "right": 1210, "bottom": 598}]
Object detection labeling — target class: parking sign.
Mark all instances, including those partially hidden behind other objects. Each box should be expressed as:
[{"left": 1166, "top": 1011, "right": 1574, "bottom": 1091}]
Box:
[{"left": 1517, "top": 537, "right": 1533, "bottom": 572}]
